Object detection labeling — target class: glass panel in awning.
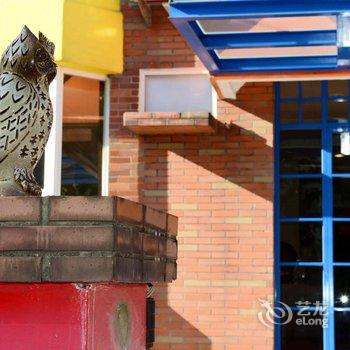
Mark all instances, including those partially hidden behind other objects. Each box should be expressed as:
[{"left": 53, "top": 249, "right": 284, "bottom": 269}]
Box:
[
  {"left": 216, "top": 46, "right": 337, "bottom": 60},
  {"left": 169, "top": 1, "right": 350, "bottom": 73},
  {"left": 198, "top": 16, "right": 336, "bottom": 34}
]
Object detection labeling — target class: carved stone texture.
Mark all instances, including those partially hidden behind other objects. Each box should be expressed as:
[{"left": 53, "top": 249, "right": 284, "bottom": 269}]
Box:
[{"left": 0, "top": 26, "right": 56, "bottom": 196}]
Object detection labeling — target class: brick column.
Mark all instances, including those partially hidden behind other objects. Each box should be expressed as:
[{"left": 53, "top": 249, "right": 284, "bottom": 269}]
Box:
[
  {"left": 0, "top": 195, "right": 178, "bottom": 350},
  {"left": 0, "top": 196, "right": 177, "bottom": 283}
]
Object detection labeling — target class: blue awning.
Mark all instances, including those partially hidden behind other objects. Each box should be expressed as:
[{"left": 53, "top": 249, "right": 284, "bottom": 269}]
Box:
[{"left": 169, "top": 0, "right": 350, "bottom": 74}]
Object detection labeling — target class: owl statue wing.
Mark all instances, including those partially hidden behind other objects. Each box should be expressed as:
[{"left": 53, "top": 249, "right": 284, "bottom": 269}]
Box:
[{"left": 0, "top": 73, "right": 38, "bottom": 162}]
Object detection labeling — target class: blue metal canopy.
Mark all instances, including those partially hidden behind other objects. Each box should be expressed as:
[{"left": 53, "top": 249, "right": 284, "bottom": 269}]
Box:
[{"left": 169, "top": 0, "right": 350, "bottom": 74}]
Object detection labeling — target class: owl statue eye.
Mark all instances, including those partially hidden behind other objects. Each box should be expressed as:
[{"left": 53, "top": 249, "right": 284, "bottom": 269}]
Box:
[{"left": 35, "top": 48, "right": 49, "bottom": 69}]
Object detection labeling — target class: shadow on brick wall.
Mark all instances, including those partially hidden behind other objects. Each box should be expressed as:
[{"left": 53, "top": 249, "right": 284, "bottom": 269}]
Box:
[
  {"left": 139, "top": 86, "right": 274, "bottom": 348},
  {"left": 141, "top": 120, "right": 273, "bottom": 204},
  {"left": 141, "top": 120, "right": 273, "bottom": 349},
  {"left": 154, "top": 284, "right": 212, "bottom": 349},
  {"left": 110, "top": 3, "right": 214, "bottom": 349},
  {"left": 113, "top": 3, "right": 274, "bottom": 348}
]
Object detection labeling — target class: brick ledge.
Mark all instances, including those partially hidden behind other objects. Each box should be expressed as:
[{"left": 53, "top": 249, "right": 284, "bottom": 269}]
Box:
[
  {"left": 0, "top": 196, "right": 177, "bottom": 283},
  {"left": 123, "top": 112, "right": 216, "bottom": 134}
]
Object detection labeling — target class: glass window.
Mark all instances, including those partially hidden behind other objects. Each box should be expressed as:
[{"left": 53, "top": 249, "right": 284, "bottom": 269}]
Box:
[
  {"left": 301, "top": 81, "right": 321, "bottom": 98},
  {"left": 328, "top": 80, "right": 348, "bottom": 98},
  {"left": 334, "top": 222, "right": 350, "bottom": 262},
  {"left": 281, "top": 267, "right": 322, "bottom": 305},
  {"left": 144, "top": 73, "right": 214, "bottom": 113},
  {"left": 282, "top": 313, "right": 323, "bottom": 350},
  {"left": 301, "top": 101, "right": 322, "bottom": 123},
  {"left": 333, "top": 133, "right": 350, "bottom": 173},
  {"left": 277, "top": 80, "right": 350, "bottom": 350},
  {"left": 280, "top": 81, "right": 298, "bottom": 99},
  {"left": 280, "top": 179, "right": 322, "bottom": 217},
  {"left": 280, "top": 130, "right": 321, "bottom": 173},
  {"left": 61, "top": 75, "right": 105, "bottom": 196},
  {"left": 280, "top": 102, "right": 299, "bottom": 124},
  {"left": 335, "top": 312, "right": 350, "bottom": 350},
  {"left": 333, "top": 178, "right": 350, "bottom": 217},
  {"left": 334, "top": 268, "right": 350, "bottom": 307},
  {"left": 328, "top": 100, "right": 348, "bottom": 122},
  {"left": 279, "top": 81, "right": 328, "bottom": 124},
  {"left": 280, "top": 223, "right": 322, "bottom": 262}
]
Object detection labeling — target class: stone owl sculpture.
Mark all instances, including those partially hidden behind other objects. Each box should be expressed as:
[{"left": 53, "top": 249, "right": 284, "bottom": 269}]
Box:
[{"left": 0, "top": 26, "right": 56, "bottom": 196}]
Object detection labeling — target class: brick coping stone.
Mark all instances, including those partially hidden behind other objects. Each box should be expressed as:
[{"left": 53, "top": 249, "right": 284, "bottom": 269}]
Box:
[
  {"left": 123, "top": 112, "right": 216, "bottom": 135},
  {"left": 0, "top": 196, "right": 177, "bottom": 283}
]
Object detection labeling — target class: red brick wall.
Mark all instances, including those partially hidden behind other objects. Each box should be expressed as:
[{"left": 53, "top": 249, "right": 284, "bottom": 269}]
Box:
[{"left": 109, "top": 3, "right": 274, "bottom": 349}]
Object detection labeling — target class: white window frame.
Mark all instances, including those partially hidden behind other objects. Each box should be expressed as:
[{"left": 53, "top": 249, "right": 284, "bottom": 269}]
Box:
[
  {"left": 139, "top": 68, "right": 217, "bottom": 116},
  {"left": 43, "top": 67, "right": 110, "bottom": 196}
]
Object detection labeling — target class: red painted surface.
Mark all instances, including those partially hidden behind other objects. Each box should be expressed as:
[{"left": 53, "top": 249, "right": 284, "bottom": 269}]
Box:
[
  {"left": 0, "top": 283, "right": 146, "bottom": 350},
  {"left": 88, "top": 284, "right": 146, "bottom": 350}
]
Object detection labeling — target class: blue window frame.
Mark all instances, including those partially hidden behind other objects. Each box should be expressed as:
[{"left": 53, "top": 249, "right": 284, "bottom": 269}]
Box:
[{"left": 275, "top": 80, "right": 350, "bottom": 350}]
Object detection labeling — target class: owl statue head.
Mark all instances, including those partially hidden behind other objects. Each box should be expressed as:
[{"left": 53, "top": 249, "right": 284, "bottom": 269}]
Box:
[{"left": 0, "top": 26, "right": 57, "bottom": 86}]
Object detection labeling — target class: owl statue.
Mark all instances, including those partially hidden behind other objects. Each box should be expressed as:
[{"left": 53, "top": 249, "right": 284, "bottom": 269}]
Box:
[{"left": 0, "top": 26, "right": 56, "bottom": 196}]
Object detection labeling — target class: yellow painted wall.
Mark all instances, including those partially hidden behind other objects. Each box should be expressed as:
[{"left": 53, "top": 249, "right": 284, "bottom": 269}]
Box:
[
  {"left": 0, "top": 0, "right": 64, "bottom": 61},
  {"left": 71, "top": 0, "right": 120, "bottom": 11},
  {"left": 62, "top": 0, "right": 123, "bottom": 74},
  {"left": 0, "top": 0, "right": 123, "bottom": 74}
]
